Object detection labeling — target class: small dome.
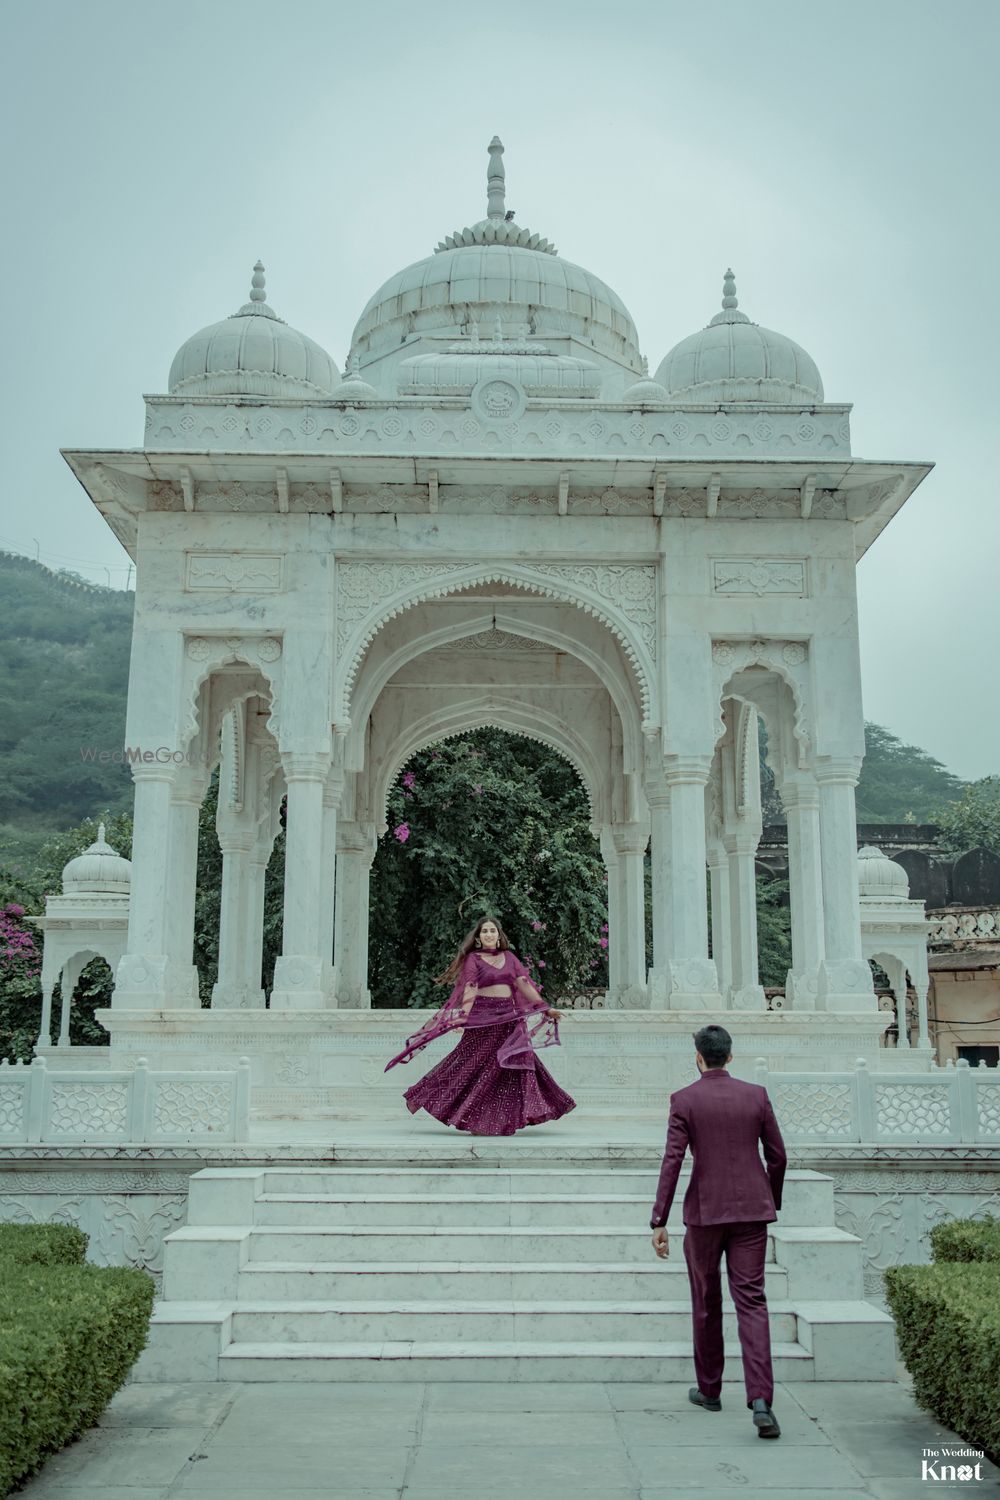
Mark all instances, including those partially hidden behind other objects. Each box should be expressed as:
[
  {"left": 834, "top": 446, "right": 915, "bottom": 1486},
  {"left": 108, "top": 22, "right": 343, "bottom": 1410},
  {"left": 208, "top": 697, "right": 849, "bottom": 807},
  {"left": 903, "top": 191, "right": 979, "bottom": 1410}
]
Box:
[
  {"left": 397, "top": 320, "right": 601, "bottom": 398},
  {"left": 62, "top": 824, "right": 131, "bottom": 895},
  {"left": 655, "top": 270, "right": 824, "bottom": 404},
  {"left": 858, "top": 846, "right": 910, "bottom": 900},
  {"left": 168, "top": 263, "right": 340, "bottom": 399},
  {"left": 622, "top": 357, "right": 668, "bottom": 405},
  {"left": 336, "top": 354, "right": 379, "bottom": 400}
]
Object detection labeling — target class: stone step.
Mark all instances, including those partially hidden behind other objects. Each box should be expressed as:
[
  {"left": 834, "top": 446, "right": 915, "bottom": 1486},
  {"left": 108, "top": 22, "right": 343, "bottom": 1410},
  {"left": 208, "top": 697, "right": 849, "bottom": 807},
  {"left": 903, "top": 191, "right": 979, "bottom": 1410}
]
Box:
[
  {"left": 214, "top": 1338, "right": 816, "bottom": 1382},
  {"left": 237, "top": 1259, "right": 792, "bottom": 1303},
  {"left": 244, "top": 1224, "right": 758, "bottom": 1266},
  {"left": 246, "top": 1189, "right": 828, "bottom": 1230},
  {"left": 187, "top": 1168, "right": 833, "bottom": 1227},
  {"left": 227, "top": 1300, "right": 800, "bottom": 1344}
]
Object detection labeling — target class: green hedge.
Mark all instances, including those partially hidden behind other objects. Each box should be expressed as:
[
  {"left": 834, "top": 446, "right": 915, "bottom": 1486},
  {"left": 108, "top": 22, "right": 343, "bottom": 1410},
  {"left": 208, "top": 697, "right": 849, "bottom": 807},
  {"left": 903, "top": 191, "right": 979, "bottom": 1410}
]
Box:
[
  {"left": 0, "top": 1224, "right": 155, "bottom": 1497},
  {"left": 0, "top": 1223, "right": 87, "bottom": 1267},
  {"left": 930, "top": 1214, "right": 1000, "bottom": 1265},
  {"left": 885, "top": 1260, "right": 1000, "bottom": 1467}
]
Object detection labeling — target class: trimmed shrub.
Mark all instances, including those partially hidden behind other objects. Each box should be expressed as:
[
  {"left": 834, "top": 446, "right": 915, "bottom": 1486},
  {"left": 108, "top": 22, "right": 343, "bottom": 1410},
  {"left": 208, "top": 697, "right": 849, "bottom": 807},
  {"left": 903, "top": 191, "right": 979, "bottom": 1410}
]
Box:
[
  {"left": 930, "top": 1214, "right": 1000, "bottom": 1264},
  {"left": 0, "top": 1222, "right": 87, "bottom": 1267},
  {"left": 884, "top": 1263, "right": 1000, "bottom": 1465},
  {"left": 0, "top": 1228, "right": 154, "bottom": 1496}
]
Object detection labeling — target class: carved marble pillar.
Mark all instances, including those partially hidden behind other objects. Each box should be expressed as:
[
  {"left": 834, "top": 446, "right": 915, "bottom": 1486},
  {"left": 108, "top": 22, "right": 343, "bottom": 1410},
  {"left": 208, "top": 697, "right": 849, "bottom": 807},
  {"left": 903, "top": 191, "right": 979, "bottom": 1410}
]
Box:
[
  {"left": 335, "top": 820, "right": 377, "bottom": 1007},
  {"left": 724, "top": 831, "right": 765, "bottom": 1010},
  {"left": 165, "top": 766, "right": 208, "bottom": 1005},
  {"left": 212, "top": 829, "right": 261, "bottom": 1009},
  {"left": 271, "top": 751, "right": 333, "bottom": 1010},
  {"left": 55, "top": 953, "right": 87, "bottom": 1047},
  {"left": 646, "top": 784, "right": 672, "bottom": 1009},
  {"left": 706, "top": 838, "right": 733, "bottom": 1002},
  {"left": 115, "top": 767, "right": 200, "bottom": 1009},
  {"left": 779, "top": 775, "right": 826, "bottom": 1010},
  {"left": 881, "top": 955, "right": 910, "bottom": 1049},
  {"left": 816, "top": 758, "right": 876, "bottom": 1010},
  {"left": 602, "top": 823, "right": 648, "bottom": 1005},
  {"left": 665, "top": 758, "right": 719, "bottom": 1008}
]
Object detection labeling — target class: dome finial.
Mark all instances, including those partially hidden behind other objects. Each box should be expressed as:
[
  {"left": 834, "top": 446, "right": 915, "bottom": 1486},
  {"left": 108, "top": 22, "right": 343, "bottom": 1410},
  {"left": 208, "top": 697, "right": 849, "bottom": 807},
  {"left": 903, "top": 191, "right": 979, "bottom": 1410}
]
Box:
[
  {"left": 722, "top": 268, "right": 738, "bottom": 312},
  {"left": 250, "top": 260, "right": 267, "bottom": 304},
  {"left": 486, "top": 136, "right": 506, "bottom": 221}
]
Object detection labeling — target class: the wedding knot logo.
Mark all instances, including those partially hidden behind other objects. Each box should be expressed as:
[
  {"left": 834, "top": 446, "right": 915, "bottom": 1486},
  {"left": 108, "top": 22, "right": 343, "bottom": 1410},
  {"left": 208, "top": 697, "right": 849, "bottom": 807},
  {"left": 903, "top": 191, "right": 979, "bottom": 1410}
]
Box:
[{"left": 921, "top": 1447, "right": 985, "bottom": 1482}]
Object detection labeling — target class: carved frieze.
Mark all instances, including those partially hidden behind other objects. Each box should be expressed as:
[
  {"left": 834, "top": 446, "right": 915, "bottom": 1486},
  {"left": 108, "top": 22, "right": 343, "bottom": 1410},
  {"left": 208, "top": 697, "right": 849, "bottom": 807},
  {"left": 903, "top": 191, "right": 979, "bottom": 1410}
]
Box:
[
  {"left": 712, "top": 560, "right": 807, "bottom": 597},
  {"left": 185, "top": 553, "right": 283, "bottom": 591}
]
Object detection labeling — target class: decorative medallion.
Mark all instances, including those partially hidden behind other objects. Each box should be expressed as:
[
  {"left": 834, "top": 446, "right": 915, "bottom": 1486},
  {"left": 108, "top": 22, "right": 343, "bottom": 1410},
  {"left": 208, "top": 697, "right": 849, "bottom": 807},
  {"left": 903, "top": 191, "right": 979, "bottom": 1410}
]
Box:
[{"left": 471, "top": 376, "right": 526, "bottom": 423}]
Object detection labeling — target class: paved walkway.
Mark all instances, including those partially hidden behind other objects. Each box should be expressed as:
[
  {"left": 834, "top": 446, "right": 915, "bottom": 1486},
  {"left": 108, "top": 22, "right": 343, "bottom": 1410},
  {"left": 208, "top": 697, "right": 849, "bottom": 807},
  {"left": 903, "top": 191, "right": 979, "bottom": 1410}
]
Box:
[{"left": 14, "top": 1374, "right": 998, "bottom": 1499}]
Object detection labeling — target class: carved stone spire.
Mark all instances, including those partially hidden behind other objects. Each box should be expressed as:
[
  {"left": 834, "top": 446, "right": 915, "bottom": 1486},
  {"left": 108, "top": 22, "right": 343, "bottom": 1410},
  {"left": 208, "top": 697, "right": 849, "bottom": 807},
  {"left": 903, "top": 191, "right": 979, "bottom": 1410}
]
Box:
[
  {"left": 709, "top": 267, "right": 751, "bottom": 327},
  {"left": 234, "top": 260, "right": 280, "bottom": 320},
  {"left": 486, "top": 136, "right": 506, "bottom": 221}
]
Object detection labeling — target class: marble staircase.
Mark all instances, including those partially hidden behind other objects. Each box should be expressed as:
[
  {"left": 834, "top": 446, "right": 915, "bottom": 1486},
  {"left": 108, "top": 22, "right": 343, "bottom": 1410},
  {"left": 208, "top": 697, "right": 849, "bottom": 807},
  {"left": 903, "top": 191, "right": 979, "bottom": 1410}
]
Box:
[{"left": 134, "top": 1162, "right": 896, "bottom": 1383}]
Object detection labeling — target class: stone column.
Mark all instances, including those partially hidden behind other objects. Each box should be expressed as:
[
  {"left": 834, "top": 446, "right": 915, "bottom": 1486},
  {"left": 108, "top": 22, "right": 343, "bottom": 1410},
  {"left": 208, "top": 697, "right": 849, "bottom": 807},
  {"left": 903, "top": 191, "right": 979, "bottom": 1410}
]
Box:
[
  {"left": 779, "top": 776, "right": 826, "bottom": 1010},
  {"left": 165, "top": 767, "right": 207, "bottom": 1006},
  {"left": 607, "top": 823, "right": 649, "bottom": 1005},
  {"left": 706, "top": 839, "right": 733, "bottom": 1001},
  {"left": 646, "top": 786, "right": 671, "bottom": 1009},
  {"left": 724, "top": 831, "right": 766, "bottom": 1010},
  {"left": 335, "top": 821, "right": 377, "bottom": 1008},
  {"left": 212, "top": 829, "right": 263, "bottom": 1009},
  {"left": 882, "top": 955, "right": 910, "bottom": 1049},
  {"left": 816, "top": 758, "right": 876, "bottom": 1010},
  {"left": 115, "top": 766, "right": 200, "bottom": 1008},
  {"left": 321, "top": 777, "right": 343, "bottom": 1005},
  {"left": 665, "top": 758, "right": 719, "bottom": 1007},
  {"left": 56, "top": 953, "right": 87, "bottom": 1047},
  {"left": 599, "top": 827, "right": 623, "bottom": 1002},
  {"left": 271, "top": 751, "right": 333, "bottom": 1010}
]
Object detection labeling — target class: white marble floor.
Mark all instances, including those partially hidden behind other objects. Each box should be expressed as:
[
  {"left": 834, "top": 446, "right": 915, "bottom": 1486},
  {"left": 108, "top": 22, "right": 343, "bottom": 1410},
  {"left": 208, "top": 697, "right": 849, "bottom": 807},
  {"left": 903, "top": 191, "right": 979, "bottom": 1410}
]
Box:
[{"left": 11, "top": 1375, "right": 996, "bottom": 1499}]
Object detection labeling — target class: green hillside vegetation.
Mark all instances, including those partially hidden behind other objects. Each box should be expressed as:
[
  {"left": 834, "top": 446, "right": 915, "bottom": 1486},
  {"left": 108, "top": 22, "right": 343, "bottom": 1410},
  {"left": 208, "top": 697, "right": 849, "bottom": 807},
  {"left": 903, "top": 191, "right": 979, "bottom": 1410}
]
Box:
[{"left": 0, "top": 554, "right": 134, "bottom": 869}]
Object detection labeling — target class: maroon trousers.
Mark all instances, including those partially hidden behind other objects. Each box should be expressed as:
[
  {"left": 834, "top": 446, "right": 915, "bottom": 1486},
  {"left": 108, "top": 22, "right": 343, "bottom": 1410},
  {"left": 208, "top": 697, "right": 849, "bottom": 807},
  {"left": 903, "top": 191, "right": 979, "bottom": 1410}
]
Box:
[{"left": 683, "top": 1220, "right": 774, "bottom": 1405}]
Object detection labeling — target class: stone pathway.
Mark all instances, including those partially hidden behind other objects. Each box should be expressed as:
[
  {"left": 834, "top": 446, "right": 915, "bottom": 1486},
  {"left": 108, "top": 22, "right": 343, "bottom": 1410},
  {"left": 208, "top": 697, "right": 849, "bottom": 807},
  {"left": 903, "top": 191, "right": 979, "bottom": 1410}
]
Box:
[{"left": 13, "top": 1375, "right": 997, "bottom": 1498}]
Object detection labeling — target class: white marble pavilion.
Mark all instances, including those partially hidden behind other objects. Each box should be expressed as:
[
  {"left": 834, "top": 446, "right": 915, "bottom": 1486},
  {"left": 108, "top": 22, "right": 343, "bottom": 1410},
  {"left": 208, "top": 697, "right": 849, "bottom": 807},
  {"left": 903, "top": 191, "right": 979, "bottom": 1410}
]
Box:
[{"left": 59, "top": 136, "right": 937, "bottom": 1116}]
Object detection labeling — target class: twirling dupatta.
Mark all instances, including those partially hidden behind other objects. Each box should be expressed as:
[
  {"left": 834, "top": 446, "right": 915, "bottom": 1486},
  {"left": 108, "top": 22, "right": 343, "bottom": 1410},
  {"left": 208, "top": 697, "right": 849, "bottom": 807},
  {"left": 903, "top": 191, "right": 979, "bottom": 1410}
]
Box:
[{"left": 384, "top": 951, "right": 560, "bottom": 1073}]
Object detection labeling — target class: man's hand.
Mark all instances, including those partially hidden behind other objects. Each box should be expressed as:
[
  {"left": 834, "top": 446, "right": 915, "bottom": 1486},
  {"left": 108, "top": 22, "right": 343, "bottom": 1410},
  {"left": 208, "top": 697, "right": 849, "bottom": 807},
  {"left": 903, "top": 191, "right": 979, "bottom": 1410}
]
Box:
[{"left": 651, "top": 1226, "right": 670, "bottom": 1259}]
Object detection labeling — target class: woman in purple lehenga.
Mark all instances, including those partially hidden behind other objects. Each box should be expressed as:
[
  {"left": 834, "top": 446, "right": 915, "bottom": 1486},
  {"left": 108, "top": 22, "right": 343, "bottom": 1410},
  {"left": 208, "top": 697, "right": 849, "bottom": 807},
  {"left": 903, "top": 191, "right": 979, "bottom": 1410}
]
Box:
[{"left": 385, "top": 916, "right": 576, "bottom": 1135}]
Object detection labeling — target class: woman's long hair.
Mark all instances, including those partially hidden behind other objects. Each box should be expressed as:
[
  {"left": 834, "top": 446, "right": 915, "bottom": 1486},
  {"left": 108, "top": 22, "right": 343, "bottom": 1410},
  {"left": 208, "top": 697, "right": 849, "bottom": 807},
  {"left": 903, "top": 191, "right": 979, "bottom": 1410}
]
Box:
[{"left": 435, "top": 915, "right": 511, "bottom": 985}]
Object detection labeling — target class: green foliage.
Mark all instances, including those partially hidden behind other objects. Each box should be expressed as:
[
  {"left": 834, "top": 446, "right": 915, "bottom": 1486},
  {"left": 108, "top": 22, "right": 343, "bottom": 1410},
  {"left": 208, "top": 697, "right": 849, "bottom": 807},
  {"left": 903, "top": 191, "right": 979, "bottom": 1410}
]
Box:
[
  {"left": 930, "top": 1214, "right": 1000, "bottom": 1264},
  {"left": 368, "top": 731, "right": 609, "bottom": 1007},
  {"left": 933, "top": 777, "right": 1000, "bottom": 857},
  {"left": 855, "top": 722, "right": 966, "bottom": 824},
  {"left": 0, "top": 555, "right": 134, "bottom": 848},
  {"left": 0, "top": 1226, "right": 154, "bottom": 1496},
  {"left": 755, "top": 877, "right": 792, "bottom": 986},
  {"left": 0, "top": 1223, "right": 88, "bottom": 1267},
  {"left": 884, "top": 1262, "right": 1000, "bottom": 1465}
]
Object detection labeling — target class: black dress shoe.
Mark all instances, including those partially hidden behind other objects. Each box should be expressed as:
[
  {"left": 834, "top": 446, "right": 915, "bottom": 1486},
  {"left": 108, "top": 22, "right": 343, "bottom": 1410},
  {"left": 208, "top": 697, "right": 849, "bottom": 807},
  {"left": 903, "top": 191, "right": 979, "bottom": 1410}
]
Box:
[
  {"left": 750, "top": 1398, "right": 780, "bottom": 1438},
  {"left": 688, "top": 1387, "right": 721, "bottom": 1411}
]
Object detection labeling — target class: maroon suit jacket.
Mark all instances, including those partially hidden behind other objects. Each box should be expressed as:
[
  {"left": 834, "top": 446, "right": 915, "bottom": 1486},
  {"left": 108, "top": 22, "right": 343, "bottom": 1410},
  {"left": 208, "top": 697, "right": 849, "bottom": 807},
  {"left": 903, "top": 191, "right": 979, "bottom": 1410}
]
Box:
[{"left": 650, "top": 1068, "right": 787, "bottom": 1228}]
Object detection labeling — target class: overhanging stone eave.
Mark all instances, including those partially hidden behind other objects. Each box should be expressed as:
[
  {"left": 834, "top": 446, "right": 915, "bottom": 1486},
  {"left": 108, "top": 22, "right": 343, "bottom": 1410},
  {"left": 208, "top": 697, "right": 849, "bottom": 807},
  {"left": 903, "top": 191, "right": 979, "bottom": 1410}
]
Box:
[{"left": 849, "top": 460, "right": 935, "bottom": 560}]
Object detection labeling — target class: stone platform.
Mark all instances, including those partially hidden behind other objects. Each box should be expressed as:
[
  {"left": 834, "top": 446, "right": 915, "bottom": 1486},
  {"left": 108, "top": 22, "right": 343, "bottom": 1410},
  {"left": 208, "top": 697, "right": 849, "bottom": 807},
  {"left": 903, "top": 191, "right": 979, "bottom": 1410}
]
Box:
[{"left": 91, "top": 1007, "right": 929, "bottom": 1122}]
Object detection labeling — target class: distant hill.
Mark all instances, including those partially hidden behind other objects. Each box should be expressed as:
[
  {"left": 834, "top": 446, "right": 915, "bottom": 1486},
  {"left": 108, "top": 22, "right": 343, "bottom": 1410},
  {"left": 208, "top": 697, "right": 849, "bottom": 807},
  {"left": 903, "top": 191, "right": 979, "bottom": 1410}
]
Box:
[{"left": 0, "top": 553, "right": 134, "bottom": 869}]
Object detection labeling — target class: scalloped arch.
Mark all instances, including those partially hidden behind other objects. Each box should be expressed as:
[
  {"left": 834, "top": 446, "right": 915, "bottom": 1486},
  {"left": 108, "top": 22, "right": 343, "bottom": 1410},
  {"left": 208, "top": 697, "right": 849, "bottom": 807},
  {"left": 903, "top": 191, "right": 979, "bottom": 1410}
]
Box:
[
  {"left": 373, "top": 697, "right": 601, "bottom": 829},
  {"left": 179, "top": 638, "right": 282, "bottom": 765},
  {"left": 337, "top": 564, "right": 655, "bottom": 727},
  {"left": 712, "top": 643, "right": 811, "bottom": 772}
]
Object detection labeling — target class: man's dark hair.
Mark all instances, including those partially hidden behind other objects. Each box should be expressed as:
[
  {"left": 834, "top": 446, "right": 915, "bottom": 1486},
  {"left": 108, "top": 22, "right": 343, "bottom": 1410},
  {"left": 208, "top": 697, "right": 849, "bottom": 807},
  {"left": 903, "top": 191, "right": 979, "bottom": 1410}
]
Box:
[{"left": 693, "top": 1025, "right": 732, "bottom": 1068}]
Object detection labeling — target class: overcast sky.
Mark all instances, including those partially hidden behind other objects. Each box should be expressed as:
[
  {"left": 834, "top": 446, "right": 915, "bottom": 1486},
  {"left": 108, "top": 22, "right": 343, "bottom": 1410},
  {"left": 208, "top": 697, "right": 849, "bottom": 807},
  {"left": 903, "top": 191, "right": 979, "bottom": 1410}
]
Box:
[{"left": 2, "top": 0, "right": 997, "bottom": 780}]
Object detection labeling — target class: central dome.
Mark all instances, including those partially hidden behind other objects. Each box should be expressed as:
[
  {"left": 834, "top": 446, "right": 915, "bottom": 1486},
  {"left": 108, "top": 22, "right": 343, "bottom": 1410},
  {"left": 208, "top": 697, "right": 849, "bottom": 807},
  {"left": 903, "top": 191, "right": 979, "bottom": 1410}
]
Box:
[{"left": 350, "top": 139, "right": 641, "bottom": 382}]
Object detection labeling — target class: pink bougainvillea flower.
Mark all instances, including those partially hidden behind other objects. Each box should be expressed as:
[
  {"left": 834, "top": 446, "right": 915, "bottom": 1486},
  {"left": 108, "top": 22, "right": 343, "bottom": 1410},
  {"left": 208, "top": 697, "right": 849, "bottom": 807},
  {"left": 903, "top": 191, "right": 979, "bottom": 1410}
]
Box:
[
  {"left": 531, "top": 919, "right": 543, "bottom": 931},
  {"left": 538, "top": 960, "right": 546, "bottom": 969},
  {"left": 393, "top": 823, "right": 410, "bottom": 844},
  {"left": 600, "top": 922, "right": 608, "bottom": 933},
  {"left": 599, "top": 936, "right": 609, "bottom": 949},
  {"left": 6, "top": 904, "right": 25, "bottom": 917},
  {"left": 402, "top": 771, "right": 416, "bottom": 789}
]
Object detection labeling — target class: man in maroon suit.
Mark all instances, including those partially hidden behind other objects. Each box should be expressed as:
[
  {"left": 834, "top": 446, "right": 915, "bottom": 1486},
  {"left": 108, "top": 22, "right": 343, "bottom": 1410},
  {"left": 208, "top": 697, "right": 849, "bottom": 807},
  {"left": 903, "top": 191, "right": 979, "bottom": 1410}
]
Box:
[{"left": 649, "top": 1024, "right": 787, "bottom": 1439}]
